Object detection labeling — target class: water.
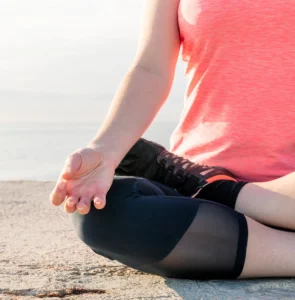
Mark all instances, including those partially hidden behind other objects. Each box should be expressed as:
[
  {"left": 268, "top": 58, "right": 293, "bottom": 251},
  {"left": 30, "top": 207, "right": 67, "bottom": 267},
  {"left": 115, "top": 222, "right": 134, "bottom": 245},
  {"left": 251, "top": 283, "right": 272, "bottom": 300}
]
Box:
[{"left": 0, "top": 121, "right": 178, "bottom": 181}]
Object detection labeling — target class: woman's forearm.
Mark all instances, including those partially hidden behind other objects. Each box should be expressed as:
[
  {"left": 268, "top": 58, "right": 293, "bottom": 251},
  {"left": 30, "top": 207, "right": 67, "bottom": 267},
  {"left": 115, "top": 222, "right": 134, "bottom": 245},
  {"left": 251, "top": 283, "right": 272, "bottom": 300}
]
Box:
[{"left": 89, "top": 64, "right": 173, "bottom": 167}]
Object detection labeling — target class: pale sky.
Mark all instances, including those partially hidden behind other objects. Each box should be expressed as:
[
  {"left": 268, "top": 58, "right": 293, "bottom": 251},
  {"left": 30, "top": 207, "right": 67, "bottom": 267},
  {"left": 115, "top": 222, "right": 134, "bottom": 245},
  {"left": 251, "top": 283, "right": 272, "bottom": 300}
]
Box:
[{"left": 0, "top": 0, "right": 185, "bottom": 123}]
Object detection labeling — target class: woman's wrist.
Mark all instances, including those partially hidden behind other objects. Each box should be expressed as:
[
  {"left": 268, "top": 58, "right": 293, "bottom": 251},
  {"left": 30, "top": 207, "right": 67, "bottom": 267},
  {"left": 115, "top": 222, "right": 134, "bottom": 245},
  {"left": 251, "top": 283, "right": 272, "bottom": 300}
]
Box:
[{"left": 87, "top": 140, "right": 122, "bottom": 169}]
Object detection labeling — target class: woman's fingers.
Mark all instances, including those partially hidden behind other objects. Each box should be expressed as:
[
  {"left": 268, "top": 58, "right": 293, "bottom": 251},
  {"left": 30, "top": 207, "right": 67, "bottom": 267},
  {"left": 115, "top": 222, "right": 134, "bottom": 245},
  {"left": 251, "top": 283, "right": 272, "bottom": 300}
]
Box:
[
  {"left": 50, "top": 180, "right": 67, "bottom": 206},
  {"left": 93, "top": 195, "right": 106, "bottom": 210},
  {"left": 65, "top": 193, "right": 106, "bottom": 214},
  {"left": 76, "top": 196, "right": 92, "bottom": 215},
  {"left": 64, "top": 196, "right": 79, "bottom": 213}
]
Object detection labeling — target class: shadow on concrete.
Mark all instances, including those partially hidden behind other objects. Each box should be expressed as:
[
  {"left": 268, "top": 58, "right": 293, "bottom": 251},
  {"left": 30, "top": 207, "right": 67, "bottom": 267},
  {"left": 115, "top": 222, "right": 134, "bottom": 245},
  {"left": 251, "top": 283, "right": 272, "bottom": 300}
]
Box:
[{"left": 165, "top": 278, "right": 295, "bottom": 300}]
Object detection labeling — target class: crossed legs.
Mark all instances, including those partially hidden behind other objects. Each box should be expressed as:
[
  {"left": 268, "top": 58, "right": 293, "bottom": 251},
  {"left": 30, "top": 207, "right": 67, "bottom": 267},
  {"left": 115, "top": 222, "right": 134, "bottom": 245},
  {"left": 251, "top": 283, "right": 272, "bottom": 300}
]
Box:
[{"left": 71, "top": 175, "right": 295, "bottom": 279}]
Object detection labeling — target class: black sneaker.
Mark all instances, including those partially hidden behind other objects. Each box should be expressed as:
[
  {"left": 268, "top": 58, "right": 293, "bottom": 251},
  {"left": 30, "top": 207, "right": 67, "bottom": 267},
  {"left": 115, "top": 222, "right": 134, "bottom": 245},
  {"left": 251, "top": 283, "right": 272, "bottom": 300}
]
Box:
[{"left": 115, "top": 138, "right": 237, "bottom": 197}]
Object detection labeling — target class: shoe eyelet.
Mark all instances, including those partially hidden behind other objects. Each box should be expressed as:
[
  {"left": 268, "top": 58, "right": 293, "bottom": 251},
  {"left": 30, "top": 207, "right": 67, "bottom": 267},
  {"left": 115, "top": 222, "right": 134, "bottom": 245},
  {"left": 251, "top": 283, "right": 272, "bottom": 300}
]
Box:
[
  {"left": 160, "top": 162, "right": 166, "bottom": 169},
  {"left": 176, "top": 174, "right": 183, "bottom": 180},
  {"left": 166, "top": 165, "right": 175, "bottom": 174},
  {"left": 159, "top": 158, "right": 167, "bottom": 166}
]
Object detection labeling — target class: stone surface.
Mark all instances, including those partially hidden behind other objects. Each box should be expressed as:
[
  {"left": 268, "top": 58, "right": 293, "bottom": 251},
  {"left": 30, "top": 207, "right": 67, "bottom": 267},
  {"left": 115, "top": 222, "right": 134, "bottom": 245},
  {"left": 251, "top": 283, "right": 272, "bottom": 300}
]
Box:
[{"left": 0, "top": 181, "right": 295, "bottom": 300}]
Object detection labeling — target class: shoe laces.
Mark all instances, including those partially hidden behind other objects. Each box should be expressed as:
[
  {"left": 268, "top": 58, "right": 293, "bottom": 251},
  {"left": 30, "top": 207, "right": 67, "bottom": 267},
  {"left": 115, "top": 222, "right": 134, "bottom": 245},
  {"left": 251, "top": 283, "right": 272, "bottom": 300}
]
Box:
[{"left": 156, "top": 150, "right": 209, "bottom": 186}]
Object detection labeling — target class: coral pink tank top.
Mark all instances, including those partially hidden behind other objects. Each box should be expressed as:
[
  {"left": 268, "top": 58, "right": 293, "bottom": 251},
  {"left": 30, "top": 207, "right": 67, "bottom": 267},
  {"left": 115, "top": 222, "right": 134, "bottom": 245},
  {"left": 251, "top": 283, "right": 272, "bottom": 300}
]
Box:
[{"left": 170, "top": 0, "right": 295, "bottom": 182}]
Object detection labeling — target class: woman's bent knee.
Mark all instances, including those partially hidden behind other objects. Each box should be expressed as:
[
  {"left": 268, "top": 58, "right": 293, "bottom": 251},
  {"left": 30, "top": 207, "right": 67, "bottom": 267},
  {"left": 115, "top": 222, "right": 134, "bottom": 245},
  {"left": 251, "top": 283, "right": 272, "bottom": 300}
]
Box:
[
  {"left": 70, "top": 176, "right": 139, "bottom": 247},
  {"left": 70, "top": 175, "right": 197, "bottom": 269}
]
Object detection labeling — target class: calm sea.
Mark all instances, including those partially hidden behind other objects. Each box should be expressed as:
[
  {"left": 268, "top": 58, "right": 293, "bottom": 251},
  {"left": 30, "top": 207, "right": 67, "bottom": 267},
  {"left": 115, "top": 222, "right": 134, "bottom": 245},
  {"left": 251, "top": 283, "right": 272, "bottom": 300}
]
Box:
[{"left": 0, "top": 121, "right": 177, "bottom": 181}]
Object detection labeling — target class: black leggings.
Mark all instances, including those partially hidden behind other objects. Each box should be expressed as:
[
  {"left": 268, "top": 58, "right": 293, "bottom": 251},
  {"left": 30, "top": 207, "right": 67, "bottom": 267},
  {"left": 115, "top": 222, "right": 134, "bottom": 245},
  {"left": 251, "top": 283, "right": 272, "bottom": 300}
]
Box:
[{"left": 71, "top": 176, "right": 248, "bottom": 280}]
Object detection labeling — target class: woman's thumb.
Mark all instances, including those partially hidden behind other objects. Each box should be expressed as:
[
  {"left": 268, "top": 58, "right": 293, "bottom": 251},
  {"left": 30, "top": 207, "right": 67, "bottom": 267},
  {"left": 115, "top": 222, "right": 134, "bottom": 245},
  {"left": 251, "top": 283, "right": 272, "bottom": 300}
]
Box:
[
  {"left": 61, "top": 148, "right": 103, "bottom": 180},
  {"left": 61, "top": 151, "right": 82, "bottom": 180}
]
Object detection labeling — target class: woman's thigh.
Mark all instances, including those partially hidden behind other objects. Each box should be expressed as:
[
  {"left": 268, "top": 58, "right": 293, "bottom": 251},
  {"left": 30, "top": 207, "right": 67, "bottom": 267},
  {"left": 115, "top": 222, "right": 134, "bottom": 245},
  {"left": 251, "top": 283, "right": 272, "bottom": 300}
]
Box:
[{"left": 71, "top": 176, "right": 248, "bottom": 279}]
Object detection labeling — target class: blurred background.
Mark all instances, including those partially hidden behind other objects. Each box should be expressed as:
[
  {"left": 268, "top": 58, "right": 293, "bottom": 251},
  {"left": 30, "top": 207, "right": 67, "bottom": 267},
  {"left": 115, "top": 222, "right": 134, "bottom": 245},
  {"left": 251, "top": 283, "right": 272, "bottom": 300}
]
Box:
[{"left": 0, "top": 0, "right": 186, "bottom": 181}]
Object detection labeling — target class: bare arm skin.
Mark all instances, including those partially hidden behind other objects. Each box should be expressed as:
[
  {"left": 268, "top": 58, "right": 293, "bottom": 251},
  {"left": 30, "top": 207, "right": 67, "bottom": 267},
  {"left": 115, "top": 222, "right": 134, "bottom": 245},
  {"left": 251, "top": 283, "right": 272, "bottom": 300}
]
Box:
[
  {"left": 90, "top": 0, "right": 181, "bottom": 167},
  {"left": 50, "top": 0, "right": 181, "bottom": 214}
]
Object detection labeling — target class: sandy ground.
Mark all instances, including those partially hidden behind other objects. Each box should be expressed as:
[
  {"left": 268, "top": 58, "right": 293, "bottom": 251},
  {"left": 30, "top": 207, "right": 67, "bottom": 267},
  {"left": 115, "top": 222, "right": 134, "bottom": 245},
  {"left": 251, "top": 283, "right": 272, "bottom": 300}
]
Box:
[{"left": 1, "top": 181, "right": 295, "bottom": 300}]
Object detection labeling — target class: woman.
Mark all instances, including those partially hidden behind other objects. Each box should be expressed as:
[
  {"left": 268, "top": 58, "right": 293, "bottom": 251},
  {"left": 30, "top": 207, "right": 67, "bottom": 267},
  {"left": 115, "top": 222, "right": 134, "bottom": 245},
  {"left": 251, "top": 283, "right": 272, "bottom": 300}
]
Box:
[{"left": 50, "top": 0, "right": 295, "bottom": 279}]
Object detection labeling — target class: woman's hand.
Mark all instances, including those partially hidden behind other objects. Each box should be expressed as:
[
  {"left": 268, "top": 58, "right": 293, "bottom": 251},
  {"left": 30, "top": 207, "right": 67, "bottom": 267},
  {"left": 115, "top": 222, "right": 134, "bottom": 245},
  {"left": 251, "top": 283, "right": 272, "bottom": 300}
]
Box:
[{"left": 50, "top": 146, "right": 116, "bottom": 215}]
